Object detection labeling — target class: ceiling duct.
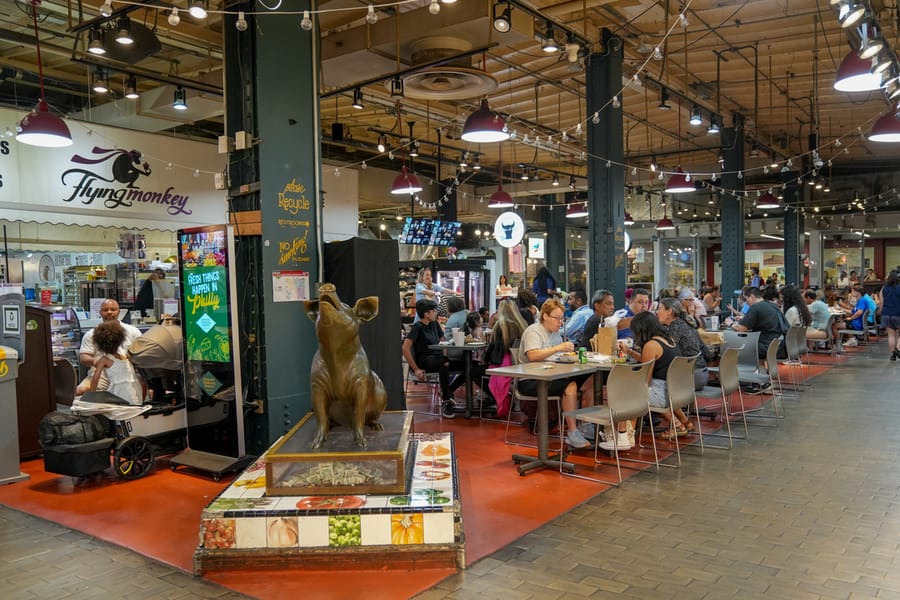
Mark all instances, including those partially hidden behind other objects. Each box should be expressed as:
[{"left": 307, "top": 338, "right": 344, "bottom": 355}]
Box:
[{"left": 395, "top": 37, "right": 497, "bottom": 100}]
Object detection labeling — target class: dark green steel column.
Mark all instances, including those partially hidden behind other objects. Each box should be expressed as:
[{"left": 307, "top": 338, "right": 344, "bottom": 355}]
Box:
[
  {"left": 720, "top": 113, "right": 745, "bottom": 302},
  {"left": 782, "top": 172, "right": 802, "bottom": 286},
  {"left": 586, "top": 28, "right": 625, "bottom": 302},
  {"left": 223, "top": 1, "right": 322, "bottom": 450},
  {"left": 544, "top": 194, "right": 566, "bottom": 286}
]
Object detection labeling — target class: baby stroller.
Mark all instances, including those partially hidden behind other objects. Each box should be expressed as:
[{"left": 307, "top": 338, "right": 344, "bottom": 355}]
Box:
[{"left": 39, "top": 324, "right": 188, "bottom": 480}]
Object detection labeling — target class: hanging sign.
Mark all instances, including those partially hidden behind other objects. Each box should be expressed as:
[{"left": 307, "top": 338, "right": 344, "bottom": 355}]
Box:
[{"left": 493, "top": 211, "right": 525, "bottom": 248}]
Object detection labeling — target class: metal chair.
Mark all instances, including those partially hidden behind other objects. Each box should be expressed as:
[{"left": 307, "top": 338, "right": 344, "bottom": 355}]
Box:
[
  {"left": 808, "top": 314, "right": 837, "bottom": 357},
  {"left": 643, "top": 354, "right": 701, "bottom": 467},
  {"left": 404, "top": 363, "right": 441, "bottom": 416},
  {"left": 504, "top": 342, "right": 563, "bottom": 449},
  {"left": 559, "top": 361, "right": 659, "bottom": 485},
  {"left": 782, "top": 325, "right": 811, "bottom": 390},
  {"left": 695, "top": 346, "right": 748, "bottom": 447},
  {"left": 723, "top": 330, "right": 762, "bottom": 374}
]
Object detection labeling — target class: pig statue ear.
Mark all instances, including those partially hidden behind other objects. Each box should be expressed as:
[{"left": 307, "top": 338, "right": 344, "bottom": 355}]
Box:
[
  {"left": 304, "top": 300, "right": 320, "bottom": 323},
  {"left": 353, "top": 296, "right": 380, "bottom": 322}
]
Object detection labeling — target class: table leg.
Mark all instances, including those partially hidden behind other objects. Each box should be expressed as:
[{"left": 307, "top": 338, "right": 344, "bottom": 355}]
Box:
[
  {"left": 464, "top": 352, "right": 473, "bottom": 419},
  {"left": 514, "top": 380, "right": 574, "bottom": 475}
]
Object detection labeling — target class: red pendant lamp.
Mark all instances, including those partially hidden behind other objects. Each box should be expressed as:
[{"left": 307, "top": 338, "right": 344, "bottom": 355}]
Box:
[
  {"left": 869, "top": 111, "right": 900, "bottom": 142},
  {"left": 390, "top": 164, "right": 423, "bottom": 195},
  {"left": 566, "top": 202, "right": 588, "bottom": 218},
  {"left": 833, "top": 51, "right": 881, "bottom": 92},
  {"left": 461, "top": 99, "right": 509, "bottom": 143},
  {"left": 488, "top": 143, "right": 514, "bottom": 208},
  {"left": 665, "top": 167, "right": 694, "bottom": 194},
  {"left": 17, "top": 1, "right": 73, "bottom": 148}
]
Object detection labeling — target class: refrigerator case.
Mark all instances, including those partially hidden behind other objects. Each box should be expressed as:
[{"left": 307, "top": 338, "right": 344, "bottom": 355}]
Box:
[{"left": 433, "top": 259, "right": 488, "bottom": 313}]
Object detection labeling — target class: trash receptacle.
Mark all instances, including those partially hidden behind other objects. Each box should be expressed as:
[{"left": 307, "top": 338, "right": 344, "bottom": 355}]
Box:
[{"left": 0, "top": 346, "right": 28, "bottom": 485}]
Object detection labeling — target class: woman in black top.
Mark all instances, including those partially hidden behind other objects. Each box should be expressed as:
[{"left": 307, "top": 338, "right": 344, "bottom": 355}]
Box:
[
  {"left": 621, "top": 311, "right": 693, "bottom": 439},
  {"left": 656, "top": 297, "right": 713, "bottom": 390},
  {"left": 401, "top": 300, "right": 465, "bottom": 414}
]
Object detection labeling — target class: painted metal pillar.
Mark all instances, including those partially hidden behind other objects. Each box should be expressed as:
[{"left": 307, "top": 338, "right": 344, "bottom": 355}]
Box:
[
  {"left": 544, "top": 194, "right": 566, "bottom": 288},
  {"left": 808, "top": 230, "right": 824, "bottom": 287},
  {"left": 223, "top": 2, "right": 322, "bottom": 453},
  {"left": 586, "top": 28, "right": 626, "bottom": 303},
  {"left": 720, "top": 112, "right": 745, "bottom": 302},
  {"left": 782, "top": 171, "right": 802, "bottom": 286}
]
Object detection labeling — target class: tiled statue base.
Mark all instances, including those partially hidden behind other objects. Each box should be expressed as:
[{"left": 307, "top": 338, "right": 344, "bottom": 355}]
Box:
[{"left": 193, "top": 430, "right": 463, "bottom": 574}]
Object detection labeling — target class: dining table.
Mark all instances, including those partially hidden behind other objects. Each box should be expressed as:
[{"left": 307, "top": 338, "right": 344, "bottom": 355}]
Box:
[
  {"left": 429, "top": 341, "right": 487, "bottom": 418},
  {"left": 486, "top": 358, "right": 612, "bottom": 476}
]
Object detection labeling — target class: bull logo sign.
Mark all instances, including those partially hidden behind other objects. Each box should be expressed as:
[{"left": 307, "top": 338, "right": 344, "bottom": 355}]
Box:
[{"left": 493, "top": 211, "right": 525, "bottom": 248}]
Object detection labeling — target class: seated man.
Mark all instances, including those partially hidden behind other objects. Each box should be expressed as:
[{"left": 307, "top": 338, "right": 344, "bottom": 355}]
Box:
[
  {"left": 563, "top": 289, "right": 592, "bottom": 342},
  {"left": 804, "top": 289, "right": 832, "bottom": 343},
  {"left": 576, "top": 289, "right": 617, "bottom": 352},
  {"left": 732, "top": 286, "right": 786, "bottom": 359},
  {"left": 610, "top": 287, "right": 651, "bottom": 340},
  {"left": 839, "top": 285, "right": 877, "bottom": 347},
  {"left": 402, "top": 299, "right": 465, "bottom": 419}
]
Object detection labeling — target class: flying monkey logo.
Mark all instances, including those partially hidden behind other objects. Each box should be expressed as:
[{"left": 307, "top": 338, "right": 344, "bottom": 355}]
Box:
[{"left": 60, "top": 146, "right": 192, "bottom": 215}]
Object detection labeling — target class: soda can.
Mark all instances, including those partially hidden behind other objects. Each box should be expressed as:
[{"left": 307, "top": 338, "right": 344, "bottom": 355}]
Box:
[{"left": 578, "top": 347, "right": 587, "bottom": 364}]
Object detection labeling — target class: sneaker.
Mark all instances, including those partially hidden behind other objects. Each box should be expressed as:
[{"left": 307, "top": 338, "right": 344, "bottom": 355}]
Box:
[
  {"left": 565, "top": 429, "right": 591, "bottom": 449},
  {"left": 441, "top": 400, "right": 456, "bottom": 419},
  {"left": 844, "top": 337, "right": 858, "bottom": 347},
  {"left": 599, "top": 431, "right": 633, "bottom": 452},
  {"left": 579, "top": 423, "right": 597, "bottom": 440}
]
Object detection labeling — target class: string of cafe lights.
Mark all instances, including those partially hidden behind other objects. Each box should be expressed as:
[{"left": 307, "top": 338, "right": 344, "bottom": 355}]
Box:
[{"left": 84, "top": 0, "right": 898, "bottom": 217}]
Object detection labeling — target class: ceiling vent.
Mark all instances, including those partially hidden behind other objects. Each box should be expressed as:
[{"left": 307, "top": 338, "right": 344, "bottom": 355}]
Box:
[{"left": 394, "top": 37, "right": 497, "bottom": 100}]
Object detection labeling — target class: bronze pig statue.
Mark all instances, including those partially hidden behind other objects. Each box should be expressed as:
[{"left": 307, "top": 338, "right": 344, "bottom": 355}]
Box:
[{"left": 304, "top": 283, "right": 388, "bottom": 448}]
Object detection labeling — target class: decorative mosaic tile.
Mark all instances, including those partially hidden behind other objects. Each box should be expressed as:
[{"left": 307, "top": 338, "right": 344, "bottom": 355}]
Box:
[
  {"left": 297, "top": 515, "right": 329, "bottom": 547},
  {"left": 266, "top": 516, "right": 300, "bottom": 548},
  {"left": 423, "top": 511, "right": 454, "bottom": 544},
  {"left": 359, "top": 513, "right": 391, "bottom": 546},
  {"left": 234, "top": 517, "right": 267, "bottom": 548}
]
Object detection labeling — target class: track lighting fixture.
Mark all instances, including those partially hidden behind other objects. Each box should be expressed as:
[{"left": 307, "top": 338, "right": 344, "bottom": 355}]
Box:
[
  {"left": 459, "top": 153, "right": 469, "bottom": 168},
  {"left": 173, "top": 86, "right": 187, "bottom": 111},
  {"left": 300, "top": 11, "right": 313, "bottom": 30},
  {"left": 838, "top": 1, "right": 865, "bottom": 28},
  {"left": 858, "top": 23, "right": 883, "bottom": 59},
  {"left": 717, "top": 150, "right": 725, "bottom": 165},
  {"left": 377, "top": 135, "right": 387, "bottom": 153},
  {"left": 351, "top": 88, "right": 364, "bottom": 110},
  {"left": 189, "top": 0, "right": 208, "bottom": 20},
  {"left": 520, "top": 168, "right": 529, "bottom": 181},
  {"left": 390, "top": 77, "right": 404, "bottom": 98},
  {"left": 492, "top": 2, "right": 512, "bottom": 33},
  {"left": 650, "top": 156, "right": 658, "bottom": 172},
  {"left": 541, "top": 23, "right": 559, "bottom": 53},
  {"left": 569, "top": 175, "right": 577, "bottom": 190},
  {"left": 689, "top": 104, "right": 702, "bottom": 126},
  {"left": 99, "top": 1, "right": 113, "bottom": 18},
  {"left": 770, "top": 152, "right": 779, "bottom": 169},
  {"left": 124, "top": 76, "right": 139, "bottom": 99},
  {"left": 87, "top": 27, "right": 106, "bottom": 55},
  {"left": 472, "top": 156, "right": 482, "bottom": 170},
  {"left": 92, "top": 69, "right": 109, "bottom": 94},
  {"left": 114, "top": 16, "right": 133, "bottom": 45},
  {"left": 551, "top": 174, "right": 560, "bottom": 186},
  {"left": 707, "top": 114, "right": 721, "bottom": 134},
  {"left": 658, "top": 87, "right": 671, "bottom": 110},
  {"left": 409, "top": 141, "right": 419, "bottom": 157},
  {"left": 749, "top": 142, "right": 759, "bottom": 157}
]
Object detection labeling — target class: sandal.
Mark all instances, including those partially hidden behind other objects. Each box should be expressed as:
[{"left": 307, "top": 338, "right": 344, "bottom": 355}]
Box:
[
  {"left": 681, "top": 421, "right": 695, "bottom": 433},
  {"left": 659, "top": 424, "right": 688, "bottom": 440}
]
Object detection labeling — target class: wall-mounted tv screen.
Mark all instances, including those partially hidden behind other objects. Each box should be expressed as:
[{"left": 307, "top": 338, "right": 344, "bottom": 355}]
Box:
[{"left": 399, "top": 218, "right": 461, "bottom": 246}]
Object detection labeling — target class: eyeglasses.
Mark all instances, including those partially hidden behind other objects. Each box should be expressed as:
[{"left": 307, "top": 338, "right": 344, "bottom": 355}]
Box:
[{"left": 547, "top": 314, "right": 564, "bottom": 321}]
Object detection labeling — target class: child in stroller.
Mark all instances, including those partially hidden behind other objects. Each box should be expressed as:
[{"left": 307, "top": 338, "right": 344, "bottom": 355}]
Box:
[{"left": 87, "top": 321, "right": 146, "bottom": 405}]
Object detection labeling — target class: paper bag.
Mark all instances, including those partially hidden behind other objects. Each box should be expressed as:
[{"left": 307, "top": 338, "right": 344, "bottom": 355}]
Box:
[{"left": 591, "top": 327, "right": 617, "bottom": 356}]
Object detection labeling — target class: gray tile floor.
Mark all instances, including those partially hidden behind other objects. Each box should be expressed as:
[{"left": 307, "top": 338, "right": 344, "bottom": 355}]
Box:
[{"left": 3, "top": 342, "right": 898, "bottom": 599}]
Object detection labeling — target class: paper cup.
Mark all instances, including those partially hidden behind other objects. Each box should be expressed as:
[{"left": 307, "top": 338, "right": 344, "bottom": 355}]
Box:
[{"left": 453, "top": 331, "right": 465, "bottom": 346}]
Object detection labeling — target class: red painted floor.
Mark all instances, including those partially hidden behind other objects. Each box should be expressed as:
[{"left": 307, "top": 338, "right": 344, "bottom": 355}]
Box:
[{"left": 0, "top": 358, "right": 833, "bottom": 599}]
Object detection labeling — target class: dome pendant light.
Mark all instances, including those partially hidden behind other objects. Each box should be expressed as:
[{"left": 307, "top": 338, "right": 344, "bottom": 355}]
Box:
[
  {"left": 114, "top": 16, "right": 134, "bottom": 45},
  {"left": 757, "top": 192, "right": 780, "bottom": 209},
  {"left": 665, "top": 167, "right": 694, "bottom": 194},
  {"left": 488, "top": 184, "right": 514, "bottom": 208},
  {"left": 656, "top": 205, "right": 675, "bottom": 230},
  {"left": 390, "top": 164, "right": 423, "bottom": 195},
  {"left": 566, "top": 202, "right": 588, "bottom": 218},
  {"left": 87, "top": 27, "right": 106, "bottom": 55},
  {"left": 623, "top": 211, "right": 635, "bottom": 225},
  {"left": 834, "top": 52, "right": 881, "bottom": 91},
  {"left": 17, "top": 0, "right": 72, "bottom": 148},
  {"left": 868, "top": 112, "right": 900, "bottom": 142},
  {"left": 462, "top": 98, "right": 509, "bottom": 143}
]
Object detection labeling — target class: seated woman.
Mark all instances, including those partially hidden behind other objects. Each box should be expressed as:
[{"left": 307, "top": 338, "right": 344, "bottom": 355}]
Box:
[
  {"left": 782, "top": 285, "right": 812, "bottom": 328},
  {"left": 463, "top": 311, "right": 485, "bottom": 342},
  {"left": 619, "top": 311, "right": 693, "bottom": 441},
  {"left": 484, "top": 299, "right": 528, "bottom": 418},
  {"left": 656, "top": 297, "right": 713, "bottom": 391},
  {"left": 402, "top": 299, "right": 465, "bottom": 419},
  {"left": 89, "top": 321, "right": 146, "bottom": 406},
  {"left": 518, "top": 299, "right": 593, "bottom": 449}
]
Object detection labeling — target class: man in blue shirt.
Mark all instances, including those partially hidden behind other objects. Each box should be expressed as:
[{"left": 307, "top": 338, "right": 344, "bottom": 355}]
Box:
[
  {"left": 843, "top": 285, "right": 877, "bottom": 346},
  {"left": 563, "top": 290, "right": 592, "bottom": 342},
  {"left": 804, "top": 289, "right": 832, "bottom": 341},
  {"left": 611, "top": 288, "right": 651, "bottom": 339}
]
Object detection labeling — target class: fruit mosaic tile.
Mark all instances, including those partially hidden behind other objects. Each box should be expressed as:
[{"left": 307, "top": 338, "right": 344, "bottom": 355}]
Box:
[{"left": 197, "top": 432, "right": 460, "bottom": 560}]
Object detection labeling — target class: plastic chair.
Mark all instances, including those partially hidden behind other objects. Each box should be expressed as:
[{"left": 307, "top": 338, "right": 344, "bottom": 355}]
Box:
[
  {"left": 723, "top": 330, "right": 761, "bottom": 374},
  {"left": 559, "top": 361, "right": 658, "bottom": 485},
  {"left": 837, "top": 308, "right": 872, "bottom": 352},
  {"left": 808, "top": 314, "right": 837, "bottom": 356},
  {"left": 696, "top": 346, "right": 748, "bottom": 447},
  {"left": 53, "top": 360, "right": 78, "bottom": 410},
  {"left": 735, "top": 337, "right": 785, "bottom": 426},
  {"left": 782, "top": 325, "right": 811, "bottom": 390},
  {"left": 643, "top": 354, "right": 700, "bottom": 467}
]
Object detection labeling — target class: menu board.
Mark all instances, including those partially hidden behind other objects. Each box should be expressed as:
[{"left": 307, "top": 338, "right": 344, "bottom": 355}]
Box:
[
  {"left": 178, "top": 225, "right": 231, "bottom": 363},
  {"left": 399, "top": 218, "right": 461, "bottom": 246}
]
